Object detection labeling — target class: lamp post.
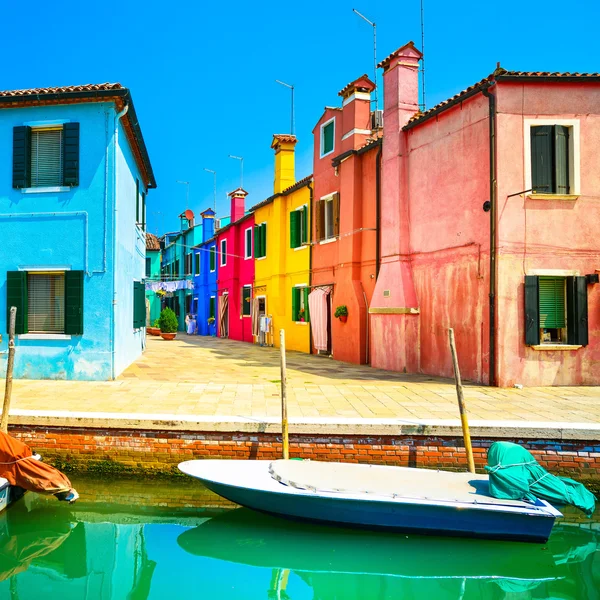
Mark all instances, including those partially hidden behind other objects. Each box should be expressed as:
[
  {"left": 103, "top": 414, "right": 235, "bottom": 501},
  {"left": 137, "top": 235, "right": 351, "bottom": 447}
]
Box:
[
  {"left": 203, "top": 168, "right": 217, "bottom": 213},
  {"left": 275, "top": 80, "right": 295, "bottom": 135},
  {"left": 228, "top": 155, "right": 244, "bottom": 189},
  {"left": 176, "top": 180, "right": 190, "bottom": 209},
  {"left": 352, "top": 8, "right": 378, "bottom": 111}
]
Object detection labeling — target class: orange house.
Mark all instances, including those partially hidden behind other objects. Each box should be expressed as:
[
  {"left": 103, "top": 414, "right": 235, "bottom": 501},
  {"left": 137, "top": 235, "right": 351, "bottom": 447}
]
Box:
[{"left": 310, "top": 75, "right": 381, "bottom": 364}]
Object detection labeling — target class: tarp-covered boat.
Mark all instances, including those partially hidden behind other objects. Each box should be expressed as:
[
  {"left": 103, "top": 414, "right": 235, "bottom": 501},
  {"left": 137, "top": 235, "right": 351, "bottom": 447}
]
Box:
[{"left": 179, "top": 459, "right": 562, "bottom": 542}]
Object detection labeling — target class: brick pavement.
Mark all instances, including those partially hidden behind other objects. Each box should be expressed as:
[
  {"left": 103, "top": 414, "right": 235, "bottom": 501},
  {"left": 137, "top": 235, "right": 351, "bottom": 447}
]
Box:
[{"left": 5, "top": 335, "right": 600, "bottom": 423}]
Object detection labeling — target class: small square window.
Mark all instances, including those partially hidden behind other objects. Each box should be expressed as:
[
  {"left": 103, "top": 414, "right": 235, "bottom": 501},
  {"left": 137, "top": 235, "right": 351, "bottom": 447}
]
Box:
[{"left": 320, "top": 119, "right": 335, "bottom": 157}]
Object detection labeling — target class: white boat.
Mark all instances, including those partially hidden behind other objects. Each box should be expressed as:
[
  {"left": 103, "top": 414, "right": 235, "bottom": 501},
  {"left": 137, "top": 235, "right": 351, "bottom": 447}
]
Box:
[{"left": 178, "top": 459, "right": 562, "bottom": 543}]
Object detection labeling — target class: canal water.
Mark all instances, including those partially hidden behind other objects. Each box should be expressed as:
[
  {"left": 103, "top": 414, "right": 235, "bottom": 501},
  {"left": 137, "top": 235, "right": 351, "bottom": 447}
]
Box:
[{"left": 0, "top": 475, "right": 598, "bottom": 599}]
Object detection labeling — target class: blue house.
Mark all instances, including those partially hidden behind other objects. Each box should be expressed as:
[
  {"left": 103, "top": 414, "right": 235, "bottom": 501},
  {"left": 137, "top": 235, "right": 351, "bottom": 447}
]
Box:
[
  {"left": 193, "top": 209, "right": 218, "bottom": 336},
  {"left": 0, "top": 83, "right": 156, "bottom": 380}
]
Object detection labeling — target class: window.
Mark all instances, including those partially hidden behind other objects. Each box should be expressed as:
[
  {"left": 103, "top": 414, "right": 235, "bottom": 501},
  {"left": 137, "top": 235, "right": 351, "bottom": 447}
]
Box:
[
  {"left": 12, "top": 123, "right": 80, "bottom": 189},
  {"left": 209, "top": 296, "right": 216, "bottom": 320},
  {"left": 526, "top": 120, "right": 579, "bottom": 196},
  {"left": 316, "top": 193, "right": 340, "bottom": 241},
  {"left": 254, "top": 223, "right": 267, "bottom": 258},
  {"left": 6, "top": 270, "right": 83, "bottom": 335},
  {"left": 292, "top": 286, "right": 310, "bottom": 323},
  {"left": 136, "top": 179, "right": 140, "bottom": 223},
  {"left": 245, "top": 228, "right": 253, "bottom": 259},
  {"left": 290, "top": 206, "right": 308, "bottom": 249},
  {"left": 210, "top": 247, "right": 216, "bottom": 272},
  {"left": 320, "top": 118, "right": 335, "bottom": 157},
  {"left": 241, "top": 286, "right": 252, "bottom": 317},
  {"left": 524, "top": 275, "right": 588, "bottom": 346},
  {"left": 174, "top": 259, "right": 180, "bottom": 277},
  {"left": 133, "top": 281, "right": 145, "bottom": 328},
  {"left": 194, "top": 253, "right": 200, "bottom": 276},
  {"left": 220, "top": 239, "right": 227, "bottom": 266},
  {"left": 185, "top": 253, "right": 193, "bottom": 276},
  {"left": 145, "top": 257, "right": 151, "bottom": 278}
]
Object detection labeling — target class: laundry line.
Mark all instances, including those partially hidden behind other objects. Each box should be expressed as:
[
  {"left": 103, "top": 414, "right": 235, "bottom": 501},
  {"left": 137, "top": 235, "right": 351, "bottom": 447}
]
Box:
[{"left": 145, "top": 280, "right": 193, "bottom": 292}]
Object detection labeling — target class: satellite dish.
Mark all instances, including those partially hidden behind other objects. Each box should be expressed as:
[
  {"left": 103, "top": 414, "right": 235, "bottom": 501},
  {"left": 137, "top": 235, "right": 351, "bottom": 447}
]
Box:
[{"left": 185, "top": 209, "right": 194, "bottom": 221}]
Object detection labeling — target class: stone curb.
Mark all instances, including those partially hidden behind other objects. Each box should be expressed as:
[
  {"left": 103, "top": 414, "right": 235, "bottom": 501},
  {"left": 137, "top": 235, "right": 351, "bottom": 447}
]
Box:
[{"left": 9, "top": 409, "right": 600, "bottom": 441}]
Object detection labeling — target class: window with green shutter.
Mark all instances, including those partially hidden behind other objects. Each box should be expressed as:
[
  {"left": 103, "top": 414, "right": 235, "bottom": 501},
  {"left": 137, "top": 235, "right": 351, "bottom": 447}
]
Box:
[
  {"left": 254, "top": 223, "right": 267, "bottom": 258},
  {"left": 133, "top": 281, "right": 146, "bottom": 328},
  {"left": 242, "top": 286, "right": 252, "bottom": 317},
  {"left": 210, "top": 247, "right": 216, "bottom": 272},
  {"left": 531, "top": 125, "right": 570, "bottom": 194},
  {"left": 64, "top": 271, "right": 84, "bottom": 335},
  {"left": 290, "top": 207, "right": 308, "bottom": 249},
  {"left": 195, "top": 253, "right": 200, "bottom": 275},
  {"left": 321, "top": 119, "right": 335, "bottom": 157},
  {"left": 6, "top": 271, "right": 28, "bottom": 334},
  {"left": 292, "top": 286, "right": 310, "bottom": 322},
  {"left": 209, "top": 296, "right": 216, "bottom": 320}
]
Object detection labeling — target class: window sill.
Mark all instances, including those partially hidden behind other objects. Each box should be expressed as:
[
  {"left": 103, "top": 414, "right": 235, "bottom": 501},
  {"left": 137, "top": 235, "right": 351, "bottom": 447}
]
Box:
[
  {"left": 531, "top": 344, "right": 582, "bottom": 351},
  {"left": 526, "top": 193, "right": 579, "bottom": 201},
  {"left": 319, "top": 237, "right": 337, "bottom": 245},
  {"left": 295, "top": 321, "right": 309, "bottom": 326},
  {"left": 19, "top": 334, "right": 72, "bottom": 340},
  {"left": 21, "top": 186, "right": 71, "bottom": 194},
  {"left": 256, "top": 257, "right": 267, "bottom": 261},
  {"left": 293, "top": 245, "right": 308, "bottom": 252}
]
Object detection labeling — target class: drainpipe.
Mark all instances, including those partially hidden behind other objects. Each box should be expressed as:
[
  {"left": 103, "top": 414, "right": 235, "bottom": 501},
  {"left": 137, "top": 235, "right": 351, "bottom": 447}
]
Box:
[
  {"left": 111, "top": 103, "right": 129, "bottom": 379},
  {"left": 482, "top": 86, "right": 497, "bottom": 387},
  {"left": 308, "top": 180, "right": 314, "bottom": 354},
  {"left": 375, "top": 139, "right": 382, "bottom": 277}
]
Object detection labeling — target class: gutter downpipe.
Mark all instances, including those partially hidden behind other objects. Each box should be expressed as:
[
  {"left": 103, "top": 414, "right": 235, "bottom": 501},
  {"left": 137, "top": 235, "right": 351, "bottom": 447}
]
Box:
[
  {"left": 375, "top": 139, "right": 382, "bottom": 277},
  {"left": 308, "top": 180, "right": 314, "bottom": 355},
  {"left": 482, "top": 84, "right": 497, "bottom": 387},
  {"left": 111, "top": 103, "right": 129, "bottom": 379}
]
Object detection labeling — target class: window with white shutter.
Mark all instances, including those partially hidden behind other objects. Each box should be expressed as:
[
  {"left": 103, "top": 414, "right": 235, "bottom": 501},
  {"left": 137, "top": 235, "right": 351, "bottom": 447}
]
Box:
[{"left": 31, "top": 127, "right": 63, "bottom": 187}]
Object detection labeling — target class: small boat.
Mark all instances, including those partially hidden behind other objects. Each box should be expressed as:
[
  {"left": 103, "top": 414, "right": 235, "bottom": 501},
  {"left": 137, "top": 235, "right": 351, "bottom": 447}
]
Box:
[{"left": 178, "top": 459, "right": 562, "bottom": 543}]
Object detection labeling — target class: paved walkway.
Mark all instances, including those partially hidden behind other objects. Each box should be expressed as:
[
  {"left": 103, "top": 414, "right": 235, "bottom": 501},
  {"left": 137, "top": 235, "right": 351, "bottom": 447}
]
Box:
[{"left": 5, "top": 335, "right": 600, "bottom": 424}]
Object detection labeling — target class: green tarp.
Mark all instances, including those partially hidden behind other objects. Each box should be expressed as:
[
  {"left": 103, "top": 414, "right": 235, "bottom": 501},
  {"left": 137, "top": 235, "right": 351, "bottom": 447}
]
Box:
[{"left": 485, "top": 442, "right": 596, "bottom": 517}]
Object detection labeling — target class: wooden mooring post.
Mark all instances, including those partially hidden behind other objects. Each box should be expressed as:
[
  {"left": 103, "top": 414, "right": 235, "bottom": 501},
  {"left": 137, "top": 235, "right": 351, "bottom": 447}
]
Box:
[
  {"left": 448, "top": 327, "right": 475, "bottom": 474},
  {"left": 280, "top": 329, "right": 289, "bottom": 459},
  {"left": 1, "top": 307, "right": 17, "bottom": 433}
]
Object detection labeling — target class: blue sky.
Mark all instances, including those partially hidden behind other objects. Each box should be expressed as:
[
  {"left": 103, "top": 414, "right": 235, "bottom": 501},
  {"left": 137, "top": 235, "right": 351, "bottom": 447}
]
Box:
[{"left": 5, "top": 0, "right": 599, "bottom": 234}]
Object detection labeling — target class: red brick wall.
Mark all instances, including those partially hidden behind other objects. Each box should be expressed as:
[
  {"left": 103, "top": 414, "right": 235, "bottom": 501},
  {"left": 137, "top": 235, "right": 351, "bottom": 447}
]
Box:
[{"left": 10, "top": 425, "right": 600, "bottom": 479}]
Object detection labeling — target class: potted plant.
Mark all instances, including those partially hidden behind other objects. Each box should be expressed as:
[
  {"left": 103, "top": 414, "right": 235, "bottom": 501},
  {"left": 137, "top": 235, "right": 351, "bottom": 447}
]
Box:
[
  {"left": 298, "top": 307, "right": 306, "bottom": 322},
  {"left": 207, "top": 316, "right": 215, "bottom": 326},
  {"left": 158, "top": 307, "right": 178, "bottom": 340},
  {"left": 147, "top": 318, "right": 160, "bottom": 336},
  {"left": 335, "top": 305, "right": 348, "bottom": 323}
]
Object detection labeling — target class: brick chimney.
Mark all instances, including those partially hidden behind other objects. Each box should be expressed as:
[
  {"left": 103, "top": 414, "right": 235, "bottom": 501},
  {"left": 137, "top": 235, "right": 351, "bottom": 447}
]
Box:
[
  {"left": 200, "top": 208, "right": 215, "bottom": 242},
  {"left": 271, "top": 134, "right": 297, "bottom": 193},
  {"left": 228, "top": 188, "right": 247, "bottom": 223},
  {"left": 338, "top": 74, "right": 376, "bottom": 152}
]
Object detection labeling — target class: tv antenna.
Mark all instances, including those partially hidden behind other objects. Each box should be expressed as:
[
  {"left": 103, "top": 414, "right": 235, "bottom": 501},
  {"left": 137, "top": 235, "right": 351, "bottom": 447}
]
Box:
[
  {"left": 352, "top": 8, "right": 378, "bottom": 111},
  {"left": 420, "top": 0, "right": 426, "bottom": 112}
]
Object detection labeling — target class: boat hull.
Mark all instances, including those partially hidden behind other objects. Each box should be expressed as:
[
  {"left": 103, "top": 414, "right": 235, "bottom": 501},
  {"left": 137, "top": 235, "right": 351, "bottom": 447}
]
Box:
[{"left": 180, "top": 460, "right": 559, "bottom": 543}]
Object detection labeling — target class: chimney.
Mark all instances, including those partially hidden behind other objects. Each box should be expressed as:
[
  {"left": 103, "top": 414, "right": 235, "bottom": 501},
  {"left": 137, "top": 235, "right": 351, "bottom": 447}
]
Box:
[
  {"left": 228, "top": 188, "right": 247, "bottom": 223},
  {"left": 271, "top": 134, "right": 297, "bottom": 193},
  {"left": 378, "top": 41, "right": 422, "bottom": 132},
  {"left": 338, "top": 74, "right": 376, "bottom": 151},
  {"left": 200, "top": 208, "right": 215, "bottom": 242}
]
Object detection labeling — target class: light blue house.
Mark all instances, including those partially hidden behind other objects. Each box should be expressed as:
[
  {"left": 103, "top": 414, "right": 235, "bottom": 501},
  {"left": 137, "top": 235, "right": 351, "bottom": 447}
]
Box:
[
  {"left": 192, "top": 209, "right": 218, "bottom": 336},
  {"left": 0, "top": 83, "right": 156, "bottom": 380}
]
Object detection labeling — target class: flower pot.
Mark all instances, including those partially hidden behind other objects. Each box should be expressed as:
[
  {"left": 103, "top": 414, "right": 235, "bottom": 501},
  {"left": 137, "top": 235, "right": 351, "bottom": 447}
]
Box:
[
  {"left": 160, "top": 332, "right": 177, "bottom": 341},
  {"left": 339, "top": 315, "right": 348, "bottom": 323},
  {"left": 147, "top": 327, "right": 159, "bottom": 336}
]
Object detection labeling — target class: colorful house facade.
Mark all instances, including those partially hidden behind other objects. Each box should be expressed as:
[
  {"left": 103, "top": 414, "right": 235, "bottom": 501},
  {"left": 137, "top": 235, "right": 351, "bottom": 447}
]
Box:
[
  {"left": 192, "top": 209, "right": 218, "bottom": 336},
  {"left": 145, "top": 233, "right": 161, "bottom": 325},
  {"left": 370, "top": 41, "right": 600, "bottom": 387},
  {"left": 215, "top": 189, "right": 255, "bottom": 342},
  {"left": 250, "top": 135, "right": 312, "bottom": 352},
  {"left": 310, "top": 75, "right": 381, "bottom": 364},
  {"left": 0, "top": 83, "right": 155, "bottom": 380}
]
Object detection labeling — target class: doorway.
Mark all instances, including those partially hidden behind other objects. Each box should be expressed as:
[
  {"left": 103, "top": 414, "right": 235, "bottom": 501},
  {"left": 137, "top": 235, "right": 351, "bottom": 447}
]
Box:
[{"left": 219, "top": 293, "right": 229, "bottom": 338}]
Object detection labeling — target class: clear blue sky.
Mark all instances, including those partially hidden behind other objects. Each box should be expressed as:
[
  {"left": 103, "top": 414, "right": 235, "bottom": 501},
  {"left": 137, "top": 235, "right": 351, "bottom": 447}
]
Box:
[{"left": 5, "top": 0, "right": 598, "bottom": 234}]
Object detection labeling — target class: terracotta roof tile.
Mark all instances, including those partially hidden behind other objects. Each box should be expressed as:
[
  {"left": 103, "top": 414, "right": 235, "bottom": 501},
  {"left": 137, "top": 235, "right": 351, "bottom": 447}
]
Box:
[
  {"left": 338, "top": 74, "right": 375, "bottom": 97},
  {"left": 146, "top": 233, "right": 160, "bottom": 251},
  {"left": 377, "top": 41, "right": 422, "bottom": 70},
  {"left": 272, "top": 134, "right": 297, "bottom": 145},
  {"left": 0, "top": 82, "right": 123, "bottom": 97},
  {"left": 248, "top": 175, "right": 313, "bottom": 212}
]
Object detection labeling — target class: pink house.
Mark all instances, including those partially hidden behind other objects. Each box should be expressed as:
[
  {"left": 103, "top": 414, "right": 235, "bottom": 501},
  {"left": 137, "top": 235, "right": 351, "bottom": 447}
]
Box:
[
  {"left": 370, "top": 41, "right": 600, "bottom": 387},
  {"left": 216, "top": 189, "right": 255, "bottom": 343}
]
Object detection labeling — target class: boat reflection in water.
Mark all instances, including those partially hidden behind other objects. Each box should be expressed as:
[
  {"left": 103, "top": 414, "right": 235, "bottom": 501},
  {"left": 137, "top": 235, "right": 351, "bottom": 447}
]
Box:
[{"left": 178, "top": 508, "right": 600, "bottom": 599}]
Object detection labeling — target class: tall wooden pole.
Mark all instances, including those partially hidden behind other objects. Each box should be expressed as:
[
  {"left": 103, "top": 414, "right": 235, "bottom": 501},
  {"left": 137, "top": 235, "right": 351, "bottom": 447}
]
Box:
[
  {"left": 1, "top": 307, "right": 17, "bottom": 434},
  {"left": 280, "top": 329, "right": 289, "bottom": 459},
  {"left": 448, "top": 327, "right": 475, "bottom": 474}
]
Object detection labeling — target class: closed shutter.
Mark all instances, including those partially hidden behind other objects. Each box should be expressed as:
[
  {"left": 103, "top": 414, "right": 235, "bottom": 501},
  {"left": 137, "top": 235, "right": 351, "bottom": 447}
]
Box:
[
  {"left": 136, "top": 179, "right": 140, "bottom": 223},
  {"left": 316, "top": 200, "right": 324, "bottom": 241},
  {"left": 259, "top": 223, "right": 267, "bottom": 258},
  {"left": 6, "top": 271, "right": 27, "bottom": 334},
  {"left": 531, "top": 126, "right": 554, "bottom": 193},
  {"left": 290, "top": 210, "right": 299, "bottom": 248},
  {"left": 31, "top": 128, "right": 63, "bottom": 187},
  {"left": 567, "top": 276, "right": 588, "bottom": 346},
  {"left": 302, "top": 205, "right": 308, "bottom": 244},
  {"left": 195, "top": 253, "right": 200, "bottom": 275},
  {"left": 142, "top": 192, "right": 146, "bottom": 230},
  {"left": 539, "top": 277, "right": 565, "bottom": 329},
  {"left": 64, "top": 270, "right": 84, "bottom": 335},
  {"left": 333, "top": 192, "right": 340, "bottom": 236},
  {"left": 254, "top": 225, "right": 261, "bottom": 258},
  {"left": 524, "top": 275, "right": 540, "bottom": 345},
  {"left": 12, "top": 126, "right": 31, "bottom": 189},
  {"left": 555, "top": 125, "right": 570, "bottom": 195},
  {"left": 62, "top": 122, "right": 80, "bottom": 186},
  {"left": 303, "top": 288, "right": 310, "bottom": 323},
  {"left": 292, "top": 287, "right": 299, "bottom": 322},
  {"left": 133, "top": 281, "right": 146, "bottom": 328},
  {"left": 323, "top": 122, "right": 334, "bottom": 154}
]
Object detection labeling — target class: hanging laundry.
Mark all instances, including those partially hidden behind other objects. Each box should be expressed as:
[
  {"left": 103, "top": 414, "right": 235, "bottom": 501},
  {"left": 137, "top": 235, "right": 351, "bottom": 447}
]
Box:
[{"left": 308, "top": 288, "right": 330, "bottom": 352}]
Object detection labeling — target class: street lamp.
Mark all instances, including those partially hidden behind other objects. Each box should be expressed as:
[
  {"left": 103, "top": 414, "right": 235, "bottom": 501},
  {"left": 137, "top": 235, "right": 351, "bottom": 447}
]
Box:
[
  {"left": 352, "top": 8, "right": 378, "bottom": 111},
  {"left": 275, "top": 80, "right": 294, "bottom": 135},
  {"left": 176, "top": 180, "right": 190, "bottom": 209},
  {"left": 228, "top": 155, "right": 244, "bottom": 189},
  {"left": 203, "top": 168, "right": 217, "bottom": 213}
]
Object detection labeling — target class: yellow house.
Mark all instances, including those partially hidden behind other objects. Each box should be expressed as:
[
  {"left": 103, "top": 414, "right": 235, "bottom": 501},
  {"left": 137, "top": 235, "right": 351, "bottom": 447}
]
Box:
[{"left": 250, "top": 134, "right": 312, "bottom": 353}]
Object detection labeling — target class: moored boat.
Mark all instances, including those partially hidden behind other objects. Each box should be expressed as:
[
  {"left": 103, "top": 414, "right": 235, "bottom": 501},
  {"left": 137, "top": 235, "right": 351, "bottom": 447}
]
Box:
[{"left": 178, "top": 459, "right": 562, "bottom": 543}]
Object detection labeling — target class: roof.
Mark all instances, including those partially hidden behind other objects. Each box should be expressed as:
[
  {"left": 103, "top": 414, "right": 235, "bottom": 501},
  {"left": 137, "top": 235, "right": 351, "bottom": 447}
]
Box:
[
  {"left": 271, "top": 134, "right": 298, "bottom": 148},
  {"left": 146, "top": 233, "right": 160, "bottom": 251},
  {"left": 0, "top": 82, "right": 156, "bottom": 189},
  {"left": 338, "top": 74, "right": 376, "bottom": 97},
  {"left": 228, "top": 187, "right": 249, "bottom": 197},
  {"left": 377, "top": 41, "right": 422, "bottom": 71},
  {"left": 331, "top": 138, "right": 382, "bottom": 167},
  {"left": 404, "top": 68, "right": 600, "bottom": 130},
  {"left": 213, "top": 211, "right": 254, "bottom": 236},
  {"left": 248, "top": 175, "right": 313, "bottom": 212}
]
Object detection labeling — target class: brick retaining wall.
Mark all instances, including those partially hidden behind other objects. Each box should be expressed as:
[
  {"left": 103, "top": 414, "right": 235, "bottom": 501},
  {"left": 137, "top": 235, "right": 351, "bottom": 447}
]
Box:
[{"left": 9, "top": 425, "right": 600, "bottom": 479}]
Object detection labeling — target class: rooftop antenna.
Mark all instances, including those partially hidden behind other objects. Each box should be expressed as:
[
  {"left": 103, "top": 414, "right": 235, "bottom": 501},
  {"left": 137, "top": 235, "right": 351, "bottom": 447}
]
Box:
[
  {"left": 352, "top": 8, "right": 378, "bottom": 111},
  {"left": 228, "top": 155, "right": 244, "bottom": 189},
  {"left": 176, "top": 180, "right": 190, "bottom": 209},
  {"left": 420, "top": 0, "right": 426, "bottom": 112},
  {"left": 275, "top": 80, "right": 295, "bottom": 135},
  {"left": 203, "top": 168, "right": 217, "bottom": 213}
]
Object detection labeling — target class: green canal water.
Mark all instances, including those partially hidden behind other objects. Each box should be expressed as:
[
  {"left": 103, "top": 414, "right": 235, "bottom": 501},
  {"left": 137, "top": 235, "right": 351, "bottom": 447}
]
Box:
[{"left": 0, "top": 475, "right": 598, "bottom": 599}]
